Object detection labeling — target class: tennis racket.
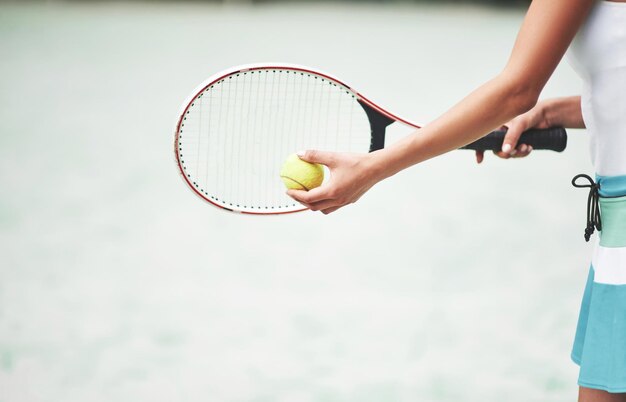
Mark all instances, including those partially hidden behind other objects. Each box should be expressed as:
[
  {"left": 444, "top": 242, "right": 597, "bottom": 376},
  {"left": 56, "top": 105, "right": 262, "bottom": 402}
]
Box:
[{"left": 174, "top": 63, "right": 567, "bottom": 214}]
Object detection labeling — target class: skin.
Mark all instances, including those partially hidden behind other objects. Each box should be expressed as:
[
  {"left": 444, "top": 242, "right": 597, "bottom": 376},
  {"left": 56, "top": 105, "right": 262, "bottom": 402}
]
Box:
[{"left": 288, "top": 0, "right": 626, "bottom": 400}]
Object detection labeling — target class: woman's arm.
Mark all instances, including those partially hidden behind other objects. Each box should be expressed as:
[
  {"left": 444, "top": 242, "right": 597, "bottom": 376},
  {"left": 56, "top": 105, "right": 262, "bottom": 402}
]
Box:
[
  {"left": 542, "top": 96, "right": 585, "bottom": 129},
  {"left": 369, "top": 0, "right": 592, "bottom": 178},
  {"left": 289, "top": 0, "right": 594, "bottom": 214}
]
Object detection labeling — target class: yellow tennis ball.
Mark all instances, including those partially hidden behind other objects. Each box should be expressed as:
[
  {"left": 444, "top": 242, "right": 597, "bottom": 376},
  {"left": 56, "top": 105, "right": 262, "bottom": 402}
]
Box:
[{"left": 280, "top": 153, "right": 324, "bottom": 191}]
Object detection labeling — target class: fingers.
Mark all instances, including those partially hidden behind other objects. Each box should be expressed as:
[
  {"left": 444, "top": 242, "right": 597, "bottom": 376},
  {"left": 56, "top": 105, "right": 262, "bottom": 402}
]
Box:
[
  {"left": 516, "top": 144, "right": 532, "bottom": 157},
  {"left": 286, "top": 185, "right": 329, "bottom": 205},
  {"left": 321, "top": 206, "right": 341, "bottom": 215},
  {"left": 493, "top": 144, "right": 533, "bottom": 159},
  {"left": 297, "top": 149, "right": 335, "bottom": 167},
  {"left": 479, "top": 140, "right": 533, "bottom": 162},
  {"left": 287, "top": 187, "right": 343, "bottom": 210},
  {"left": 307, "top": 199, "right": 342, "bottom": 212},
  {"left": 287, "top": 185, "right": 355, "bottom": 214}
]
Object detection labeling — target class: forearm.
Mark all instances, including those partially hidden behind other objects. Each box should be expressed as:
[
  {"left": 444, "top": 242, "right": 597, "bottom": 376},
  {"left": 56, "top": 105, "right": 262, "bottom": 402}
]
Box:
[
  {"left": 369, "top": 73, "right": 537, "bottom": 180},
  {"left": 541, "top": 96, "right": 584, "bottom": 128}
]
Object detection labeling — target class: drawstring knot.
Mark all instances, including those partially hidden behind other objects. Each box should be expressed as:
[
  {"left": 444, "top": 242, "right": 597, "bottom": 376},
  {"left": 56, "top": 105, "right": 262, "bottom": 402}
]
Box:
[{"left": 571, "top": 174, "right": 602, "bottom": 242}]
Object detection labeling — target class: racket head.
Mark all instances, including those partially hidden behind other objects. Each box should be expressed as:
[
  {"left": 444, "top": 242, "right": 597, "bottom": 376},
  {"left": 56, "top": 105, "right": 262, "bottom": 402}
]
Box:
[{"left": 173, "top": 63, "right": 374, "bottom": 214}]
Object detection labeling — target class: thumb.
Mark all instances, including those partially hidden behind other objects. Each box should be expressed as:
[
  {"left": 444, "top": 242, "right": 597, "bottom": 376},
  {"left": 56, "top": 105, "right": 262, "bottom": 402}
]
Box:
[{"left": 297, "top": 149, "right": 335, "bottom": 167}]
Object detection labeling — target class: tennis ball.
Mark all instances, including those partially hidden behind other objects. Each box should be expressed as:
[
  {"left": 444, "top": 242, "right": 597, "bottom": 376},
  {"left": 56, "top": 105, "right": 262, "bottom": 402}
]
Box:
[{"left": 280, "top": 153, "right": 324, "bottom": 191}]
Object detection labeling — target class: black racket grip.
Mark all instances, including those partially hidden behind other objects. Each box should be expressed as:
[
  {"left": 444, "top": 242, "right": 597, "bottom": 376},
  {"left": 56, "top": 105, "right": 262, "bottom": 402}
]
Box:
[{"left": 461, "top": 127, "right": 567, "bottom": 152}]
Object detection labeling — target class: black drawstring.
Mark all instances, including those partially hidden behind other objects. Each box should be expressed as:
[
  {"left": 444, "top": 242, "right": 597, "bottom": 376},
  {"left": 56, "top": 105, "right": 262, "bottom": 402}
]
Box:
[{"left": 571, "top": 174, "right": 602, "bottom": 242}]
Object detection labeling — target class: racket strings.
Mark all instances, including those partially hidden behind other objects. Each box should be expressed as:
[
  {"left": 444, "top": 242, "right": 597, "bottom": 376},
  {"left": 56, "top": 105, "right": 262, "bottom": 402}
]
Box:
[{"left": 178, "top": 68, "right": 371, "bottom": 212}]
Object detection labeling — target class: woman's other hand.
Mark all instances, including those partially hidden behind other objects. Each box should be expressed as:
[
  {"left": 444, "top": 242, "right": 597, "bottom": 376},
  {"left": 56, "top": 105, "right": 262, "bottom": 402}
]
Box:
[
  {"left": 475, "top": 101, "right": 550, "bottom": 163},
  {"left": 286, "top": 150, "right": 380, "bottom": 215}
]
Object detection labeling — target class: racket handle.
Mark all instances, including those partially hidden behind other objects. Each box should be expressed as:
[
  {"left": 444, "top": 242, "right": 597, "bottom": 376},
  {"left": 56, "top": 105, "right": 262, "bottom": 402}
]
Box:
[{"left": 461, "top": 127, "right": 567, "bottom": 152}]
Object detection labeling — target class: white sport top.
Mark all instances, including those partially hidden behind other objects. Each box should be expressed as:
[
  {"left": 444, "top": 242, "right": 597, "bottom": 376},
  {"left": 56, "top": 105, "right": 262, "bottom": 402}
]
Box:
[{"left": 568, "top": 1, "right": 626, "bottom": 177}]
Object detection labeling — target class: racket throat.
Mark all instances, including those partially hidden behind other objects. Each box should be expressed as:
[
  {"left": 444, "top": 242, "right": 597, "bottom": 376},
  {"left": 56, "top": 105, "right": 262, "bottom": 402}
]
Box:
[{"left": 358, "top": 100, "right": 395, "bottom": 152}]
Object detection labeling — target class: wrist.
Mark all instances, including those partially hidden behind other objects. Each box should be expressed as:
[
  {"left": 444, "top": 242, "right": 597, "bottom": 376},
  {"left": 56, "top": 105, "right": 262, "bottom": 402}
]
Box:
[
  {"left": 364, "top": 149, "right": 394, "bottom": 183},
  {"left": 537, "top": 99, "right": 555, "bottom": 127}
]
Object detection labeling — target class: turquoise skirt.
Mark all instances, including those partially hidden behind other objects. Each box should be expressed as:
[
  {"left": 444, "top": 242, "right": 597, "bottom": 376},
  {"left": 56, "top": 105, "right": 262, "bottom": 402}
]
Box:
[{"left": 571, "top": 174, "right": 626, "bottom": 393}]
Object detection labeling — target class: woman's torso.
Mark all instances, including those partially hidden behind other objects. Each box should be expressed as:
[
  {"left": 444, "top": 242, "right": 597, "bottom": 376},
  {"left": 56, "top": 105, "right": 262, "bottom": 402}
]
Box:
[{"left": 568, "top": 1, "right": 626, "bottom": 178}]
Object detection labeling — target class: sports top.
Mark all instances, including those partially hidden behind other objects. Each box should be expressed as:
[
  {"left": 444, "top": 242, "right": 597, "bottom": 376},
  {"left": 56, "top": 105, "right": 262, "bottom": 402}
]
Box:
[{"left": 568, "top": 1, "right": 626, "bottom": 178}]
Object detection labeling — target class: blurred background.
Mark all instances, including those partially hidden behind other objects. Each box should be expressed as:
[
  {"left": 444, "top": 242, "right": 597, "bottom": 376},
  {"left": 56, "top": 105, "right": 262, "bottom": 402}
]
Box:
[{"left": 0, "top": 1, "right": 593, "bottom": 401}]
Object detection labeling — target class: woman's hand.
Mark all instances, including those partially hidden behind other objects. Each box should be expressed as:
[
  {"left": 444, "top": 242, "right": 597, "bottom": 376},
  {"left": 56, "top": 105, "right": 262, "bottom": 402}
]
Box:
[
  {"left": 475, "top": 101, "right": 550, "bottom": 163},
  {"left": 286, "top": 150, "right": 380, "bottom": 215}
]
